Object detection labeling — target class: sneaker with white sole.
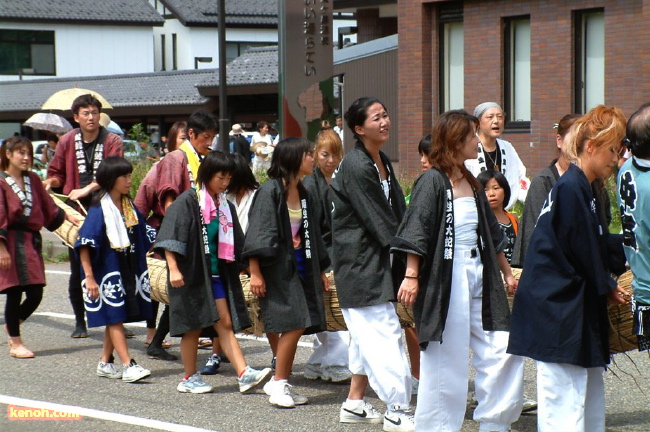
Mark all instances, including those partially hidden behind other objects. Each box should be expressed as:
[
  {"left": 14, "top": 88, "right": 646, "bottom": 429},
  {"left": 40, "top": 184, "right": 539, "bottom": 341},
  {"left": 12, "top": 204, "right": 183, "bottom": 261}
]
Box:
[
  {"left": 304, "top": 363, "right": 323, "bottom": 380},
  {"left": 323, "top": 366, "right": 352, "bottom": 383},
  {"left": 200, "top": 354, "right": 221, "bottom": 375},
  {"left": 96, "top": 360, "right": 122, "bottom": 379},
  {"left": 177, "top": 373, "right": 213, "bottom": 393},
  {"left": 238, "top": 366, "right": 272, "bottom": 393},
  {"left": 383, "top": 408, "right": 415, "bottom": 432},
  {"left": 122, "top": 359, "right": 151, "bottom": 383},
  {"left": 268, "top": 380, "right": 308, "bottom": 408},
  {"left": 340, "top": 400, "right": 383, "bottom": 424}
]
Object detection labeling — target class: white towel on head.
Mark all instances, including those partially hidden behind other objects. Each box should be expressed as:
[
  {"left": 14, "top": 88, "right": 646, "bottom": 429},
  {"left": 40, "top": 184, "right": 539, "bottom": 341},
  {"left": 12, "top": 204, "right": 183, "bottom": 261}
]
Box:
[{"left": 100, "top": 194, "right": 130, "bottom": 250}]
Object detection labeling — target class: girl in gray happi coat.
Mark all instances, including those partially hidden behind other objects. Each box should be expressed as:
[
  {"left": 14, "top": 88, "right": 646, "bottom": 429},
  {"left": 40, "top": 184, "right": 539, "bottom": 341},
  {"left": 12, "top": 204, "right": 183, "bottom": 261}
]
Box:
[
  {"left": 155, "top": 151, "right": 271, "bottom": 395},
  {"left": 330, "top": 97, "right": 414, "bottom": 431},
  {"left": 392, "top": 110, "right": 522, "bottom": 432},
  {"left": 243, "top": 137, "right": 330, "bottom": 408}
]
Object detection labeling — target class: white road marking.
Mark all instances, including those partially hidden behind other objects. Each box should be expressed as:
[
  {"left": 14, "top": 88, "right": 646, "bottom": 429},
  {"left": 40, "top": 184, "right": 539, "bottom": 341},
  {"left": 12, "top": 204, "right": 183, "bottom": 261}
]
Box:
[
  {"left": 33, "top": 311, "right": 313, "bottom": 347},
  {"left": 45, "top": 270, "right": 72, "bottom": 275},
  {"left": 0, "top": 394, "right": 218, "bottom": 432}
]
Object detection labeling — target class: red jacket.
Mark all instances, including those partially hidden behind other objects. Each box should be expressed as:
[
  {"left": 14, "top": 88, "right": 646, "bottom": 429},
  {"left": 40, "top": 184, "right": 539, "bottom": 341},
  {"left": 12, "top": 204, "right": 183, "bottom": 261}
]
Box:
[{"left": 47, "top": 127, "right": 123, "bottom": 195}]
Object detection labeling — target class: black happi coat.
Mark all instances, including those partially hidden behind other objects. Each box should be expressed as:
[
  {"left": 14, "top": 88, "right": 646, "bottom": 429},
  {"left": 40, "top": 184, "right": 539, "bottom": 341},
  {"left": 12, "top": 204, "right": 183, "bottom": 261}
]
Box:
[
  {"left": 154, "top": 190, "right": 251, "bottom": 336},
  {"left": 330, "top": 141, "right": 407, "bottom": 309},
  {"left": 391, "top": 168, "right": 510, "bottom": 348},
  {"left": 242, "top": 178, "right": 329, "bottom": 334},
  {"left": 302, "top": 168, "right": 332, "bottom": 247},
  {"left": 508, "top": 164, "right": 616, "bottom": 368}
]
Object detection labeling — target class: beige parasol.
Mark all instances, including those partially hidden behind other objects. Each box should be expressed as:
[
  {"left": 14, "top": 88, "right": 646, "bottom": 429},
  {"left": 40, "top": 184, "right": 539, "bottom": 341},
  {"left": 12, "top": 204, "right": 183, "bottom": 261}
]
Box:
[{"left": 41, "top": 88, "right": 113, "bottom": 111}]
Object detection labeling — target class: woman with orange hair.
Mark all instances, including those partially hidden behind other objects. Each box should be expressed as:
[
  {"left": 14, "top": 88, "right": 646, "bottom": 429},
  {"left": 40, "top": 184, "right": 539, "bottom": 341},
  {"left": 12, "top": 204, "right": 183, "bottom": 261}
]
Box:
[{"left": 508, "top": 105, "right": 628, "bottom": 431}]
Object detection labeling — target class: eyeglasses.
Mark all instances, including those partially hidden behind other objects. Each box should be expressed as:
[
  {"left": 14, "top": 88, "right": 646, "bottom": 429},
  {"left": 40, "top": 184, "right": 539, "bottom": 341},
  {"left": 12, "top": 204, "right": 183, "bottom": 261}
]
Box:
[{"left": 79, "top": 110, "right": 99, "bottom": 117}]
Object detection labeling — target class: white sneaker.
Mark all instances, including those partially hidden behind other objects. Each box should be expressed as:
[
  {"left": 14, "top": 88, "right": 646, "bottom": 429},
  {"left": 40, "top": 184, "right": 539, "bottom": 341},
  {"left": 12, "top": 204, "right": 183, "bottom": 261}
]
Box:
[
  {"left": 268, "top": 380, "right": 308, "bottom": 408},
  {"left": 304, "top": 363, "right": 323, "bottom": 380},
  {"left": 269, "top": 381, "right": 296, "bottom": 408},
  {"left": 323, "top": 366, "right": 352, "bottom": 383},
  {"left": 383, "top": 408, "right": 415, "bottom": 432},
  {"left": 96, "top": 360, "right": 122, "bottom": 379},
  {"left": 122, "top": 360, "right": 151, "bottom": 383},
  {"left": 340, "top": 400, "right": 383, "bottom": 424}
]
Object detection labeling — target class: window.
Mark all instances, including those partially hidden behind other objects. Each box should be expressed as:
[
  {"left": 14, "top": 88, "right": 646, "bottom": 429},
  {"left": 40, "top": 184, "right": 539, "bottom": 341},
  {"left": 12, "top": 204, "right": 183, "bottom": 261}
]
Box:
[
  {"left": 160, "top": 34, "right": 166, "bottom": 71},
  {"left": 439, "top": 3, "right": 464, "bottom": 112},
  {"left": 575, "top": 9, "right": 604, "bottom": 113},
  {"left": 0, "top": 30, "right": 55, "bottom": 75},
  {"left": 504, "top": 17, "right": 531, "bottom": 126},
  {"left": 226, "top": 42, "right": 277, "bottom": 63},
  {"left": 172, "top": 34, "right": 177, "bottom": 70}
]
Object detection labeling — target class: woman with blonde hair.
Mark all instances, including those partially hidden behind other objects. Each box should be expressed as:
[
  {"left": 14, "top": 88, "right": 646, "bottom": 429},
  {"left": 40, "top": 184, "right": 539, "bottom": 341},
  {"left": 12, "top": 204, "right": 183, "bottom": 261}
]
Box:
[
  {"left": 508, "top": 105, "right": 628, "bottom": 431},
  {"left": 302, "top": 128, "right": 351, "bottom": 383}
]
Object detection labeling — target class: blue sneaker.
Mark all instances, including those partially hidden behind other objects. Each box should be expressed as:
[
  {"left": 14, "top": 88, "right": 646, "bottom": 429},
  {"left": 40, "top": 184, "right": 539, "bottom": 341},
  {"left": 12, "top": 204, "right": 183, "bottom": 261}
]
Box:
[
  {"left": 177, "top": 373, "right": 213, "bottom": 393},
  {"left": 200, "top": 354, "right": 221, "bottom": 375},
  {"left": 237, "top": 366, "right": 272, "bottom": 393}
]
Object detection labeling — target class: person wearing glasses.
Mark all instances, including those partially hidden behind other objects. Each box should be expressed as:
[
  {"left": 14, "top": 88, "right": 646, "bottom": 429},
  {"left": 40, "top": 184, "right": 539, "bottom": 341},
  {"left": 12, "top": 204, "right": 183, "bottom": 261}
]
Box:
[
  {"left": 465, "top": 102, "right": 528, "bottom": 210},
  {"left": 45, "top": 94, "right": 123, "bottom": 339}
]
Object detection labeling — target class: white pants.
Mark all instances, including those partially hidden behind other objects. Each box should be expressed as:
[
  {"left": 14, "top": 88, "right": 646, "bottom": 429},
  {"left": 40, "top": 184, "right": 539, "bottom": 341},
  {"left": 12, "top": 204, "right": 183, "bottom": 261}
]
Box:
[
  {"left": 342, "top": 303, "right": 411, "bottom": 409},
  {"left": 537, "top": 362, "right": 605, "bottom": 432},
  {"left": 307, "top": 331, "right": 350, "bottom": 367},
  {"left": 415, "top": 248, "right": 523, "bottom": 432}
]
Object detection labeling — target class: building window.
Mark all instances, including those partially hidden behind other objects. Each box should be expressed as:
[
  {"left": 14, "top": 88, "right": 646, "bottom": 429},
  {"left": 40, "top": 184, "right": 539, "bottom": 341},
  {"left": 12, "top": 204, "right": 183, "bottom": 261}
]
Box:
[
  {"left": 504, "top": 17, "right": 531, "bottom": 125},
  {"left": 0, "top": 29, "right": 55, "bottom": 75},
  {"left": 575, "top": 9, "right": 604, "bottom": 113},
  {"left": 161, "top": 34, "right": 166, "bottom": 71},
  {"left": 226, "top": 42, "right": 277, "bottom": 63},
  {"left": 439, "top": 3, "right": 464, "bottom": 112},
  {"left": 172, "top": 34, "right": 177, "bottom": 70}
]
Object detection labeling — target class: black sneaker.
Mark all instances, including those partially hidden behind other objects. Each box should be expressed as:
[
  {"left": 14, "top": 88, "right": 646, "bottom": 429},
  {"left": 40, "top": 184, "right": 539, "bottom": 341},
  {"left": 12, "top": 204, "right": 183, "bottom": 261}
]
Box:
[
  {"left": 200, "top": 354, "right": 221, "bottom": 375},
  {"left": 71, "top": 323, "right": 88, "bottom": 338},
  {"left": 147, "top": 345, "right": 178, "bottom": 361},
  {"left": 271, "top": 356, "right": 276, "bottom": 371}
]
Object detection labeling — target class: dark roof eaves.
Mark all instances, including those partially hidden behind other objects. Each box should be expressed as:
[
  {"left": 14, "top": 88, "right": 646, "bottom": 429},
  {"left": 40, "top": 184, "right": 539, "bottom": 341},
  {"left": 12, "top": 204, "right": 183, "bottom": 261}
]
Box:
[{"left": 0, "top": 17, "right": 165, "bottom": 26}]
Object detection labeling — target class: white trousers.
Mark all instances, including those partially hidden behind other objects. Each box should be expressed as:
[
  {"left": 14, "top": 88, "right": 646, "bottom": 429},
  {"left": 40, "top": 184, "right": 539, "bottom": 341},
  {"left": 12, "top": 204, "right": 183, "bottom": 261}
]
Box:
[
  {"left": 342, "top": 302, "right": 411, "bottom": 408},
  {"left": 307, "top": 331, "right": 350, "bottom": 367},
  {"left": 415, "top": 248, "right": 523, "bottom": 432},
  {"left": 537, "top": 362, "right": 605, "bottom": 432}
]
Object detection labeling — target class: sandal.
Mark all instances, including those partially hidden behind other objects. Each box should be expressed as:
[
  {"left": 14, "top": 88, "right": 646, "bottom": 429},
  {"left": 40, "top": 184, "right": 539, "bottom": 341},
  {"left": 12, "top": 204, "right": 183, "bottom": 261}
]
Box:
[
  {"left": 144, "top": 340, "right": 172, "bottom": 349},
  {"left": 8, "top": 341, "right": 35, "bottom": 359}
]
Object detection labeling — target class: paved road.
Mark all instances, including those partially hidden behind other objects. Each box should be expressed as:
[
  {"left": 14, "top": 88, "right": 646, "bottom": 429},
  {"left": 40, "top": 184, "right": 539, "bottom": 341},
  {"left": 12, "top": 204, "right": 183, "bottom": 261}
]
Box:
[{"left": 1, "top": 262, "right": 650, "bottom": 431}]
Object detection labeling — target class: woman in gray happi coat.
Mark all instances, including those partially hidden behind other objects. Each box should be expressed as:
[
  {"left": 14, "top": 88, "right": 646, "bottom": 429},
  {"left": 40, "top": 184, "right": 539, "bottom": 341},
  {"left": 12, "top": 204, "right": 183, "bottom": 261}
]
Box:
[
  {"left": 392, "top": 110, "right": 522, "bottom": 431},
  {"left": 330, "top": 97, "right": 413, "bottom": 429}
]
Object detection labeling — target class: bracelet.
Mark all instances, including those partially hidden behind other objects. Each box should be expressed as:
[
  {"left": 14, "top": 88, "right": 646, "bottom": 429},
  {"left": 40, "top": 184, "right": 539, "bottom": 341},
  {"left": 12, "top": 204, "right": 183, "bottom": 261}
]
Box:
[{"left": 404, "top": 275, "right": 418, "bottom": 279}]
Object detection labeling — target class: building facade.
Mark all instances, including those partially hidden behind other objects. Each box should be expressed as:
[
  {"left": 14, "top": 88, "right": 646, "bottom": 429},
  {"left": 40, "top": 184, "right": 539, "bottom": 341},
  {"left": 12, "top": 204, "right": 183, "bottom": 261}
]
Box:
[{"left": 397, "top": 0, "right": 650, "bottom": 177}]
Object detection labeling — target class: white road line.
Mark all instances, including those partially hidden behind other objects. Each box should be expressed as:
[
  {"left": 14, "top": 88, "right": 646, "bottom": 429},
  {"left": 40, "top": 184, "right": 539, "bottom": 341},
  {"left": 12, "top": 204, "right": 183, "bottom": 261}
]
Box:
[
  {"left": 45, "top": 270, "right": 72, "bottom": 275},
  {"left": 32, "top": 311, "right": 313, "bottom": 347},
  {"left": 0, "top": 395, "right": 218, "bottom": 432}
]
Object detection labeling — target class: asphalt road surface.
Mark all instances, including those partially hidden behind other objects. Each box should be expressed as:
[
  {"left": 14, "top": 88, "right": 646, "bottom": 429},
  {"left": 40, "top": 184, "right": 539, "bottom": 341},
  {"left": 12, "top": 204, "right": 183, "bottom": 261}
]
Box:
[{"left": 1, "top": 262, "right": 650, "bottom": 431}]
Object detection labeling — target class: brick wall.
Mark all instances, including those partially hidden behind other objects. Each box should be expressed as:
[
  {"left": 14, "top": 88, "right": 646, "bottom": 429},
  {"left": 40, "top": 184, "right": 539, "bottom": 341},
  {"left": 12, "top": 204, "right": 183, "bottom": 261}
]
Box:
[{"left": 397, "top": 0, "right": 650, "bottom": 178}]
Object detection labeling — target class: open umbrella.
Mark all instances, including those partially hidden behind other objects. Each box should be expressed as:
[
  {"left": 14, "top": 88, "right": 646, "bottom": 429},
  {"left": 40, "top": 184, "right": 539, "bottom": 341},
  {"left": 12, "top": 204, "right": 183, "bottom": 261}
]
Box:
[
  {"left": 41, "top": 88, "right": 112, "bottom": 111},
  {"left": 23, "top": 113, "right": 73, "bottom": 134}
]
